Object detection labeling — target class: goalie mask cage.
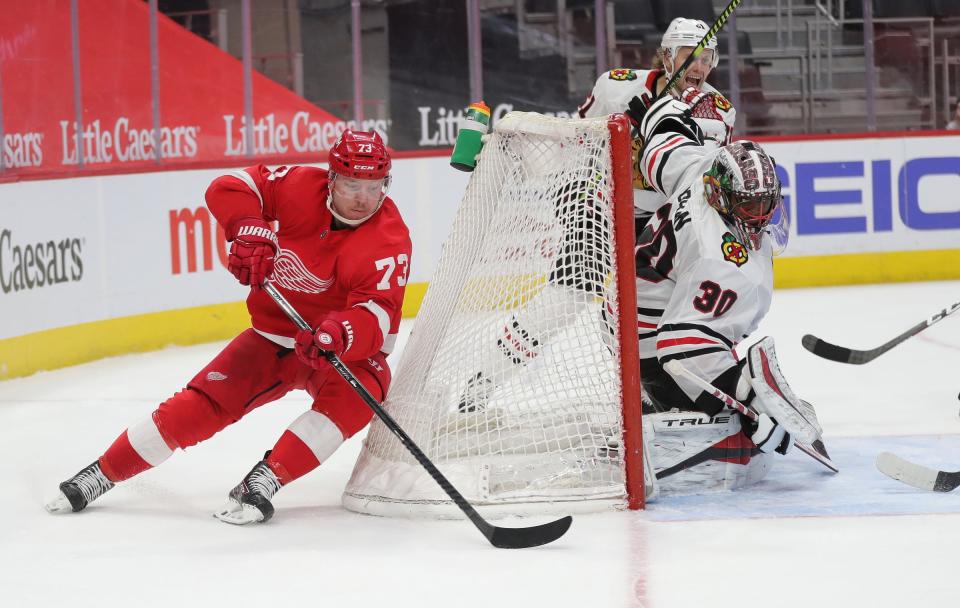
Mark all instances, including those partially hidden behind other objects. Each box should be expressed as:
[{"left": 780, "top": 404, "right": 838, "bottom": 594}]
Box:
[{"left": 343, "top": 112, "right": 643, "bottom": 517}]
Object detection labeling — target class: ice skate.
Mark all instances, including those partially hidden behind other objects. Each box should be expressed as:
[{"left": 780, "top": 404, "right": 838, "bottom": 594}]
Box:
[
  {"left": 214, "top": 458, "right": 282, "bottom": 525},
  {"left": 45, "top": 460, "right": 115, "bottom": 513}
]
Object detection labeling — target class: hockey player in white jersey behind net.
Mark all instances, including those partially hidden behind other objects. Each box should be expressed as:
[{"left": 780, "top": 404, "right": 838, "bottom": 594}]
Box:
[
  {"left": 579, "top": 17, "right": 736, "bottom": 225},
  {"left": 458, "top": 17, "right": 737, "bottom": 414},
  {"left": 629, "top": 90, "right": 830, "bottom": 493}
]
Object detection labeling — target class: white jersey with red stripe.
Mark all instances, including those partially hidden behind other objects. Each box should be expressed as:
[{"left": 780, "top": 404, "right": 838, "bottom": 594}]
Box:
[
  {"left": 577, "top": 68, "right": 736, "bottom": 215},
  {"left": 634, "top": 166, "right": 774, "bottom": 406}
]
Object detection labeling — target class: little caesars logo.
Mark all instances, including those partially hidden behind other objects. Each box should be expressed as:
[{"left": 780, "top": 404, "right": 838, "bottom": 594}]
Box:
[
  {"left": 60, "top": 118, "right": 198, "bottom": 164},
  {"left": 222, "top": 112, "right": 389, "bottom": 156},
  {"left": 0, "top": 229, "right": 84, "bottom": 293},
  {"left": 417, "top": 104, "right": 572, "bottom": 146},
  {"left": 3, "top": 131, "right": 43, "bottom": 168}
]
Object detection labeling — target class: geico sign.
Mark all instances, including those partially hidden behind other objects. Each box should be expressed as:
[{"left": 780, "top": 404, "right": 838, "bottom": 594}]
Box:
[
  {"left": 776, "top": 156, "right": 960, "bottom": 234},
  {"left": 0, "top": 229, "right": 83, "bottom": 293},
  {"left": 169, "top": 208, "right": 227, "bottom": 275}
]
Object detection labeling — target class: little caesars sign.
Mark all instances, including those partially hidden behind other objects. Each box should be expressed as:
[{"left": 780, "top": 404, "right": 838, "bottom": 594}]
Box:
[{"left": 416, "top": 104, "right": 573, "bottom": 147}]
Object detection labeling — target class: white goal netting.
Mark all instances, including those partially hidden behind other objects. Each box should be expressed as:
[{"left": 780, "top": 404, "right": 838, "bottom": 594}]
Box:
[{"left": 343, "top": 112, "right": 641, "bottom": 518}]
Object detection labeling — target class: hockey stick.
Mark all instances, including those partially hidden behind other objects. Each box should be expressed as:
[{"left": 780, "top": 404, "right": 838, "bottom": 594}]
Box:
[
  {"left": 663, "top": 359, "right": 838, "bottom": 472},
  {"left": 657, "top": 0, "right": 744, "bottom": 100},
  {"left": 876, "top": 452, "right": 960, "bottom": 492},
  {"left": 802, "top": 299, "right": 960, "bottom": 364},
  {"left": 263, "top": 281, "right": 572, "bottom": 549}
]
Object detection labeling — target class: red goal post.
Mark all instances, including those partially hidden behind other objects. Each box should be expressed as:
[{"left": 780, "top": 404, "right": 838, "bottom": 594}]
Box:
[{"left": 344, "top": 112, "right": 645, "bottom": 516}]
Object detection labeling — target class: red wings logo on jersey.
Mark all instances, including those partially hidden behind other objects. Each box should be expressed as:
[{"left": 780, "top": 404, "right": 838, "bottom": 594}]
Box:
[
  {"left": 721, "top": 232, "right": 749, "bottom": 267},
  {"left": 608, "top": 68, "right": 637, "bottom": 81},
  {"left": 272, "top": 249, "right": 334, "bottom": 293}
]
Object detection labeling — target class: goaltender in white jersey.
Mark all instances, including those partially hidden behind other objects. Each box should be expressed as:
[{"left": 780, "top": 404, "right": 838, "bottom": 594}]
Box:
[{"left": 633, "top": 90, "right": 810, "bottom": 495}]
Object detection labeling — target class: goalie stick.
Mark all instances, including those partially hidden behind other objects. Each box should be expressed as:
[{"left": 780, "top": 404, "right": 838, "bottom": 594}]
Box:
[
  {"left": 875, "top": 452, "right": 960, "bottom": 492},
  {"left": 663, "top": 359, "right": 839, "bottom": 472},
  {"left": 802, "top": 299, "right": 960, "bottom": 365},
  {"left": 263, "top": 281, "right": 572, "bottom": 549}
]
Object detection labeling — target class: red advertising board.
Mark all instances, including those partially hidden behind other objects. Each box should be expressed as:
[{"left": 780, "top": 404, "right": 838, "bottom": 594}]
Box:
[{"left": 0, "top": 0, "right": 371, "bottom": 180}]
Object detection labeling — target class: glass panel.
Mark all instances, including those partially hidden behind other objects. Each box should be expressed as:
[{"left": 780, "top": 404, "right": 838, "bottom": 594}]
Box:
[{"left": 0, "top": 0, "right": 76, "bottom": 177}]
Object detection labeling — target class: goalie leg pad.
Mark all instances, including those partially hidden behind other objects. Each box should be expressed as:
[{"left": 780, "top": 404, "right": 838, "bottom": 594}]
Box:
[
  {"left": 747, "top": 337, "right": 823, "bottom": 444},
  {"left": 646, "top": 410, "right": 773, "bottom": 496}
]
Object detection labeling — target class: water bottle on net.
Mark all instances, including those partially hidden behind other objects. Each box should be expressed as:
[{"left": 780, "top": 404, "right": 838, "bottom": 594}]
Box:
[{"left": 450, "top": 101, "right": 491, "bottom": 172}]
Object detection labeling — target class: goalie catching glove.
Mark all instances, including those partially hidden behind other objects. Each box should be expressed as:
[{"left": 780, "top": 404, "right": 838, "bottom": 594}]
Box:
[{"left": 636, "top": 88, "right": 705, "bottom": 145}]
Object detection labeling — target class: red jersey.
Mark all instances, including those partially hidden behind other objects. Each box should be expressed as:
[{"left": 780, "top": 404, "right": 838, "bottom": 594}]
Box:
[{"left": 205, "top": 165, "right": 412, "bottom": 361}]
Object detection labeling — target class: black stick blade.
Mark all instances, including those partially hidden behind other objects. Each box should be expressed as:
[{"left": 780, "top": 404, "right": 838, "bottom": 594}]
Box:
[
  {"left": 487, "top": 516, "right": 572, "bottom": 549},
  {"left": 801, "top": 334, "right": 862, "bottom": 364}
]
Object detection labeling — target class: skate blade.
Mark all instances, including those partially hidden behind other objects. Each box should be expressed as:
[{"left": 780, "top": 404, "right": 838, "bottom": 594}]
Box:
[
  {"left": 213, "top": 501, "right": 265, "bottom": 525},
  {"left": 44, "top": 492, "right": 73, "bottom": 514}
]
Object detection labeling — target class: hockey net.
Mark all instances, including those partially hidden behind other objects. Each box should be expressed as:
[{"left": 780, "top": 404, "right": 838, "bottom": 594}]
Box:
[{"left": 343, "top": 112, "right": 643, "bottom": 518}]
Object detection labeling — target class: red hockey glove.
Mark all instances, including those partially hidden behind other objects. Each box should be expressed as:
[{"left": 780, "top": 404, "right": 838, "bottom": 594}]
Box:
[
  {"left": 294, "top": 320, "right": 347, "bottom": 369},
  {"left": 228, "top": 218, "right": 278, "bottom": 291},
  {"left": 678, "top": 85, "right": 709, "bottom": 109}
]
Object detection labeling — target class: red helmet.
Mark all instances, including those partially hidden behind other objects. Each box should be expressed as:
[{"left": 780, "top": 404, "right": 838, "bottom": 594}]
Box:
[{"left": 328, "top": 130, "right": 391, "bottom": 179}]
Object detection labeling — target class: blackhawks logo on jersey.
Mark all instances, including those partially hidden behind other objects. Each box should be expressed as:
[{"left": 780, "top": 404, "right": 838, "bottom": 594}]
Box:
[
  {"left": 714, "top": 94, "right": 732, "bottom": 111},
  {"left": 721, "top": 232, "right": 748, "bottom": 266},
  {"left": 631, "top": 137, "right": 651, "bottom": 190},
  {"left": 608, "top": 68, "right": 637, "bottom": 81}
]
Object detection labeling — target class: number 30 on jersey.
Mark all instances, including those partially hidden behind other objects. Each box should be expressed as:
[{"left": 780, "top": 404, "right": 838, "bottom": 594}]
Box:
[{"left": 375, "top": 254, "right": 409, "bottom": 290}]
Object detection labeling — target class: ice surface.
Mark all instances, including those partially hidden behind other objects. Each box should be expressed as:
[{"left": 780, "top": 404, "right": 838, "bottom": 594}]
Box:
[{"left": 2, "top": 280, "right": 959, "bottom": 607}]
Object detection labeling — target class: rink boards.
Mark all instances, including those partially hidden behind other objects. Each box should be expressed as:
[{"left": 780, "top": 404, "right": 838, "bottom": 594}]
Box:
[{"left": 2, "top": 130, "right": 959, "bottom": 378}]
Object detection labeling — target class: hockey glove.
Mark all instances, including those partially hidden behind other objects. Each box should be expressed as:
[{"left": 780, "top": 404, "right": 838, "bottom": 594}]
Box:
[
  {"left": 637, "top": 95, "right": 699, "bottom": 143},
  {"left": 228, "top": 218, "right": 278, "bottom": 291},
  {"left": 625, "top": 93, "right": 654, "bottom": 132},
  {"left": 294, "top": 319, "right": 347, "bottom": 369},
  {"left": 678, "top": 85, "right": 709, "bottom": 109}
]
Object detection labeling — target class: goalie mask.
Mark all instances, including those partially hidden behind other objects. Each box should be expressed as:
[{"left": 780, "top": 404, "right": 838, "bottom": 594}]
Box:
[
  {"left": 703, "top": 141, "right": 784, "bottom": 251},
  {"left": 327, "top": 130, "right": 392, "bottom": 226}
]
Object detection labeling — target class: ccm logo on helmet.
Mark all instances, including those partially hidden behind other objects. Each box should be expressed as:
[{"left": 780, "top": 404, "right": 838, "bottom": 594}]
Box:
[{"left": 353, "top": 164, "right": 376, "bottom": 171}]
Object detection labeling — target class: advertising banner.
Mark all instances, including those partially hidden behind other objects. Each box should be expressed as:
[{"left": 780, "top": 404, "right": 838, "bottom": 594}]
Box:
[
  {"left": 0, "top": 0, "right": 388, "bottom": 179},
  {"left": 2, "top": 130, "right": 958, "bottom": 376}
]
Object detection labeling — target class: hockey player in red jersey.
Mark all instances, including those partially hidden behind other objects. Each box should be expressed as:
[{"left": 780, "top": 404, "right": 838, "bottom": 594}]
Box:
[{"left": 45, "top": 130, "right": 412, "bottom": 524}]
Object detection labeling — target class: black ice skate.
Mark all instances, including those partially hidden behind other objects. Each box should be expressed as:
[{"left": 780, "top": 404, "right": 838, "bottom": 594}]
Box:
[
  {"left": 213, "top": 457, "right": 282, "bottom": 525},
  {"left": 45, "top": 460, "right": 116, "bottom": 513}
]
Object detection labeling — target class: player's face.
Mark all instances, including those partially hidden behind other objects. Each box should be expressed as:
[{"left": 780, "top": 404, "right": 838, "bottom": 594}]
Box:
[
  {"left": 331, "top": 175, "right": 387, "bottom": 220},
  {"left": 670, "top": 46, "right": 714, "bottom": 89},
  {"left": 732, "top": 192, "right": 778, "bottom": 228}
]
